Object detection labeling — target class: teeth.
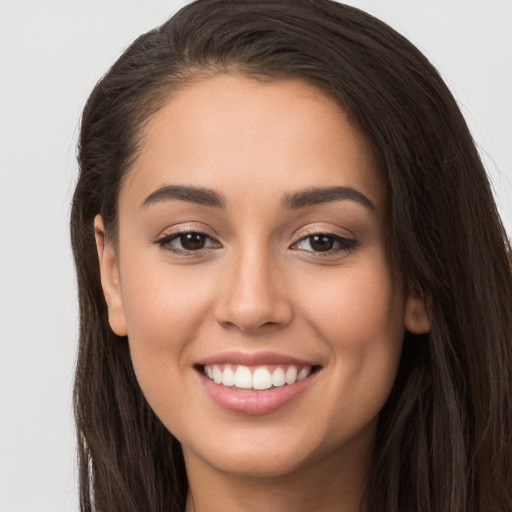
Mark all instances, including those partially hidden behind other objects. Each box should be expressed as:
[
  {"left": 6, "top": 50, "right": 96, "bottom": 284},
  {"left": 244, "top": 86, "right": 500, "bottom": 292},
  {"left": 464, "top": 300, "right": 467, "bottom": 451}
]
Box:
[
  {"left": 285, "top": 366, "right": 297, "bottom": 385},
  {"left": 271, "top": 367, "right": 286, "bottom": 387},
  {"left": 234, "top": 366, "right": 252, "bottom": 389},
  {"left": 213, "top": 365, "right": 223, "bottom": 384},
  {"left": 252, "top": 367, "right": 272, "bottom": 390},
  {"left": 297, "top": 367, "right": 310, "bottom": 381},
  {"left": 203, "top": 364, "right": 313, "bottom": 390},
  {"left": 222, "top": 366, "right": 235, "bottom": 387}
]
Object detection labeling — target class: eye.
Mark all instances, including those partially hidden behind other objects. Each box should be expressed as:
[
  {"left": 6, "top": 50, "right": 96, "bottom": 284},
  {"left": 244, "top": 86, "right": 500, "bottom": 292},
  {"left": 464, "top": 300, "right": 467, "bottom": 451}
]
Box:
[
  {"left": 156, "top": 231, "right": 221, "bottom": 253},
  {"left": 176, "top": 232, "right": 209, "bottom": 250},
  {"left": 291, "top": 233, "right": 357, "bottom": 254}
]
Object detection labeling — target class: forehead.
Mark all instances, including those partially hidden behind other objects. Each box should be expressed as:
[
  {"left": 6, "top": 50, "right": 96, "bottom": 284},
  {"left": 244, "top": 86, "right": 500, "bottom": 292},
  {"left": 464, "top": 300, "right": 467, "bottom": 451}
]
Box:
[{"left": 121, "top": 74, "right": 384, "bottom": 213}]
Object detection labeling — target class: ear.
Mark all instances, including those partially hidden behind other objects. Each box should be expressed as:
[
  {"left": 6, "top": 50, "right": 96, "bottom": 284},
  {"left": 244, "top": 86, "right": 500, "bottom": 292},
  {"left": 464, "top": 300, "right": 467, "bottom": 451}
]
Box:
[
  {"left": 404, "top": 286, "right": 431, "bottom": 334},
  {"left": 94, "top": 215, "right": 128, "bottom": 337}
]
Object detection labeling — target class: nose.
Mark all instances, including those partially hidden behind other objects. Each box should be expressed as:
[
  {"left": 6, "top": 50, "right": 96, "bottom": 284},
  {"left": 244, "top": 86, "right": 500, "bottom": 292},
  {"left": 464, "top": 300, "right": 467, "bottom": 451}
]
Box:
[{"left": 214, "top": 246, "right": 293, "bottom": 332}]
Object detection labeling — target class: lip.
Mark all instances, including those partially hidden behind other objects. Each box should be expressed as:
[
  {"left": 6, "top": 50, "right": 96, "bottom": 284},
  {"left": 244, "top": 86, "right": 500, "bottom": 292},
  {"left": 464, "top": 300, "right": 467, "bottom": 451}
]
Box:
[
  {"left": 195, "top": 351, "right": 321, "bottom": 415},
  {"left": 196, "top": 350, "right": 317, "bottom": 367}
]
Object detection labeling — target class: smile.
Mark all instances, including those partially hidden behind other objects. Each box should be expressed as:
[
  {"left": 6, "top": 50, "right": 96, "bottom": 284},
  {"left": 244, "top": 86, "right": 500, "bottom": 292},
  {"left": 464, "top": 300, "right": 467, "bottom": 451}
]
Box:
[
  {"left": 203, "top": 364, "right": 313, "bottom": 390},
  {"left": 196, "top": 353, "right": 321, "bottom": 415}
]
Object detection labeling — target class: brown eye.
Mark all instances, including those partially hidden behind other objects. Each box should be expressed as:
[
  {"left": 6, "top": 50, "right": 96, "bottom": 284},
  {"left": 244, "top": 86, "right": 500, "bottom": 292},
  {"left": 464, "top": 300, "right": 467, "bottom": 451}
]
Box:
[
  {"left": 156, "top": 231, "right": 221, "bottom": 254},
  {"left": 309, "top": 235, "right": 335, "bottom": 252},
  {"left": 291, "top": 233, "right": 358, "bottom": 255},
  {"left": 180, "top": 233, "right": 207, "bottom": 250}
]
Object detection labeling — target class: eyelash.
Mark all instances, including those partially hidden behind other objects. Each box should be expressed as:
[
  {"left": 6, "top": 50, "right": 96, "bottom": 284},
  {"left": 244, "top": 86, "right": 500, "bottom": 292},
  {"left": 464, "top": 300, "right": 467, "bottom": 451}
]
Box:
[
  {"left": 155, "top": 228, "right": 358, "bottom": 257},
  {"left": 155, "top": 229, "right": 221, "bottom": 256},
  {"left": 290, "top": 231, "right": 358, "bottom": 256}
]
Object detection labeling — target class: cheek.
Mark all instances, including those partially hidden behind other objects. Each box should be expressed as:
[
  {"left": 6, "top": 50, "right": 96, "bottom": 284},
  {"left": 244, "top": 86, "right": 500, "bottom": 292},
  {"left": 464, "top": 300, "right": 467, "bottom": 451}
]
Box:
[
  {"left": 295, "top": 259, "right": 405, "bottom": 412},
  {"left": 117, "top": 251, "right": 217, "bottom": 400},
  {"left": 299, "top": 259, "right": 404, "bottom": 341},
  {"left": 121, "top": 256, "right": 212, "bottom": 347}
]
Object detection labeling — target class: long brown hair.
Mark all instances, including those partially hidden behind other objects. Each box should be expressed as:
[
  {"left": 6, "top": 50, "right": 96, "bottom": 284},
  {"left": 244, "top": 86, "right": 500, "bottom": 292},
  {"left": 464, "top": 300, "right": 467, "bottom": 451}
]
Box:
[{"left": 70, "top": 1, "right": 512, "bottom": 510}]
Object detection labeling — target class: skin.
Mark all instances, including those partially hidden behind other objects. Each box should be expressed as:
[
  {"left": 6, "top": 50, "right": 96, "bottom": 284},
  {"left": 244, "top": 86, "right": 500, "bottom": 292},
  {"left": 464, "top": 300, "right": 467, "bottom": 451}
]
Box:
[{"left": 95, "top": 75, "right": 430, "bottom": 512}]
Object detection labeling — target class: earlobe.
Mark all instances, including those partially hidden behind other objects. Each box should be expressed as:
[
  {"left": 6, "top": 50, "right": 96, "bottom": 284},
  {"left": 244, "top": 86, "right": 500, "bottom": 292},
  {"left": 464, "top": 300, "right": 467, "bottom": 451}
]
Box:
[
  {"left": 94, "top": 215, "right": 128, "bottom": 337},
  {"left": 404, "top": 287, "right": 431, "bottom": 334}
]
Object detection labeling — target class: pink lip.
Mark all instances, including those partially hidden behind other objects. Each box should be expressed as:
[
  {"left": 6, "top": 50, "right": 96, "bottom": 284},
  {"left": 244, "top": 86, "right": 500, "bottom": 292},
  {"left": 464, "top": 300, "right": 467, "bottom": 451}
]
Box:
[
  {"left": 196, "top": 352, "right": 320, "bottom": 415},
  {"left": 197, "top": 350, "right": 317, "bottom": 367}
]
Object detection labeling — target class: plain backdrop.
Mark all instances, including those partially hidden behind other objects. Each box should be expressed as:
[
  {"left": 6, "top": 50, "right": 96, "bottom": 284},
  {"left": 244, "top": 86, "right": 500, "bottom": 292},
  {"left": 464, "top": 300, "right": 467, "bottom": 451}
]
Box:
[{"left": 0, "top": 1, "right": 510, "bottom": 510}]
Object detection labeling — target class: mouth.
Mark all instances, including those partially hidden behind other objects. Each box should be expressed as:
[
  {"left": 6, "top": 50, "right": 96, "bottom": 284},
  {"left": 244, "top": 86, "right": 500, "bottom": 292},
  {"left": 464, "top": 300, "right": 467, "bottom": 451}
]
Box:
[
  {"left": 194, "top": 353, "right": 322, "bottom": 415},
  {"left": 196, "top": 363, "right": 321, "bottom": 391}
]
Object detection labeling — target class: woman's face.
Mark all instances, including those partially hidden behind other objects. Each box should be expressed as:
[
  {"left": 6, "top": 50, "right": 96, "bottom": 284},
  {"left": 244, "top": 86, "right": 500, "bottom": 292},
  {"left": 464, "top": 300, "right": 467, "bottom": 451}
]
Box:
[{"left": 96, "top": 75, "right": 428, "bottom": 478}]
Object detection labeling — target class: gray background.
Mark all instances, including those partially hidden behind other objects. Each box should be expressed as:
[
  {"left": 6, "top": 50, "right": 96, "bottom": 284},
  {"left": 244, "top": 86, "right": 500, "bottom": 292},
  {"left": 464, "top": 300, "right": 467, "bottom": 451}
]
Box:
[{"left": 1, "top": 1, "right": 510, "bottom": 510}]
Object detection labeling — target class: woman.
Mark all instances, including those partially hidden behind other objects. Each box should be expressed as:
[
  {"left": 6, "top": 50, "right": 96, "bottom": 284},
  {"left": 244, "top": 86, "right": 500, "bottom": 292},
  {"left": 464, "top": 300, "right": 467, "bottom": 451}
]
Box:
[{"left": 70, "top": 1, "right": 512, "bottom": 510}]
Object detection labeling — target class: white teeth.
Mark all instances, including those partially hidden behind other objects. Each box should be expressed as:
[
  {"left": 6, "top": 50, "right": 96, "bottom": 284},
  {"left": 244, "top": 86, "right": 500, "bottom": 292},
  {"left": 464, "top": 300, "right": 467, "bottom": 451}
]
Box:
[
  {"left": 222, "top": 366, "right": 235, "bottom": 387},
  {"left": 204, "top": 364, "right": 313, "bottom": 389},
  {"left": 234, "top": 366, "right": 253, "bottom": 389},
  {"left": 252, "top": 367, "right": 272, "bottom": 390},
  {"left": 285, "top": 366, "right": 298, "bottom": 385},
  {"left": 271, "top": 367, "right": 286, "bottom": 387},
  {"left": 297, "top": 367, "right": 311, "bottom": 381},
  {"left": 213, "top": 365, "right": 223, "bottom": 384}
]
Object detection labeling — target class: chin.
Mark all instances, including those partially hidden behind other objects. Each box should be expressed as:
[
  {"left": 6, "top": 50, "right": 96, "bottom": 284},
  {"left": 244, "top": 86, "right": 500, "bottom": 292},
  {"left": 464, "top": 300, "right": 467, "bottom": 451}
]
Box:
[{"left": 195, "top": 444, "right": 316, "bottom": 478}]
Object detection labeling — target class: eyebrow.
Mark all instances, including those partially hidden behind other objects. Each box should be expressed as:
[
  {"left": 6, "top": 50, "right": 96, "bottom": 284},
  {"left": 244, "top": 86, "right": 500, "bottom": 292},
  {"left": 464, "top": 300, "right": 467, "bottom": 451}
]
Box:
[
  {"left": 282, "top": 186, "right": 375, "bottom": 210},
  {"left": 140, "top": 184, "right": 375, "bottom": 211},
  {"left": 141, "top": 185, "right": 226, "bottom": 209}
]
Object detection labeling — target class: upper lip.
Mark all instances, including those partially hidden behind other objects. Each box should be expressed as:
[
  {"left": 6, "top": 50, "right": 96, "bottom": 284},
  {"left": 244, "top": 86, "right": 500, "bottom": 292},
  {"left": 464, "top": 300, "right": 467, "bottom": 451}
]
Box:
[{"left": 196, "top": 351, "right": 319, "bottom": 367}]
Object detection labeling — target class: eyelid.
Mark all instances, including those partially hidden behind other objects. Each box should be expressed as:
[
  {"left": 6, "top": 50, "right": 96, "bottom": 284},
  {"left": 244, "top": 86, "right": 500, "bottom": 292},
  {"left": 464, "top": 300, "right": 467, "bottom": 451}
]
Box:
[
  {"left": 153, "top": 224, "right": 222, "bottom": 254},
  {"left": 290, "top": 225, "right": 358, "bottom": 255},
  {"left": 153, "top": 223, "right": 219, "bottom": 241},
  {"left": 152, "top": 223, "right": 357, "bottom": 256},
  {"left": 293, "top": 225, "right": 355, "bottom": 242}
]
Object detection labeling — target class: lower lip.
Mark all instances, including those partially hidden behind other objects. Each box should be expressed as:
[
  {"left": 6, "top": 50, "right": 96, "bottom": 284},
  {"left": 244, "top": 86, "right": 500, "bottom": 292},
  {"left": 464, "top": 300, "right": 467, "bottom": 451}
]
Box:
[{"left": 198, "top": 370, "right": 319, "bottom": 415}]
